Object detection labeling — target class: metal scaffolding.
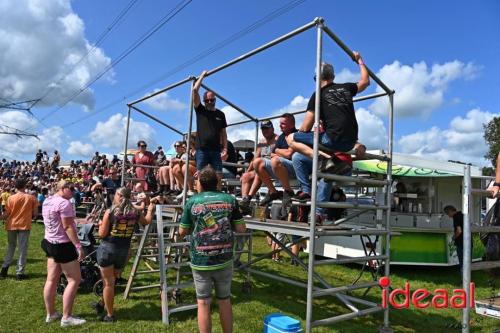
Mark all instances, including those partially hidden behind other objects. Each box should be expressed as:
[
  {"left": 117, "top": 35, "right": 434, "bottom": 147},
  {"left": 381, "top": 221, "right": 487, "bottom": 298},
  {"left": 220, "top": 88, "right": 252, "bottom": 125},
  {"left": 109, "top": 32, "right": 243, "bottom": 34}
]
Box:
[
  {"left": 123, "top": 17, "right": 395, "bottom": 332},
  {"left": 461, "top": 165, "right": 500, "bottom": 332}
]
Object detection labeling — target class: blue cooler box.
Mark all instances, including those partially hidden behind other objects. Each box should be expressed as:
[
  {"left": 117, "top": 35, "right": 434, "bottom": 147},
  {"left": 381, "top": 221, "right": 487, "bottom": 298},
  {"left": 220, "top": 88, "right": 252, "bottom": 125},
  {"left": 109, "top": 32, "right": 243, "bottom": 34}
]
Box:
[{"left": 264, "top": 313, "right": 302, "bottom": 333}]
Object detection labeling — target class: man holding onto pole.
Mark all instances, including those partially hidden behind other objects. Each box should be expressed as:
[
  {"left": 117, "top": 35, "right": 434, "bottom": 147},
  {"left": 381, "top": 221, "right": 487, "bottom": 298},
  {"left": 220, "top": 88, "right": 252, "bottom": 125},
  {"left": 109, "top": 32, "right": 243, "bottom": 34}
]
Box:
[
  {"left": 192, "top": 70, "right": 228, "bottom": 188},
  {"left": 179, "top": 166, "right": 246, "bottom": 333},
  {"left": 287, "top": 51, "right": 369, "bottom": 222}
]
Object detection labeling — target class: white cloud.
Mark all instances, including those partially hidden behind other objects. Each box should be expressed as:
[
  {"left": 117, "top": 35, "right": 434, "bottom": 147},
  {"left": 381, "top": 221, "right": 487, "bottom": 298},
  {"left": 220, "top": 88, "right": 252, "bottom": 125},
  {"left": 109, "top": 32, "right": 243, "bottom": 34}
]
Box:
[
  {"left": 66, "top": 140, "right": 93, "bottom": 157},
  {"left": 335, "top": 68, "right": 359, "bottom": 83},
  {"left": 272, "top": 95, "right": 308, "bottom": 128},
  {"left": 143, "top": 90, "right": 187, "bottom": 111},
  {"left": 370, "top": 60, "right": 481, "bottom": 118},
  {"left": 356, "top": 108, "right": 387, "bottom": 149},
  {"left": 0, "top": 111, "right": 64, "bottom": 158},
  {"left": 89, "top": 113, "right": 156, "bottom": 150},
  {"left": 0, "top": 0, "right": 113, "bottom": 110},
  {"left": 221, "top": 106, "right": 255, "bottom": 142},
  {"left": 397, "top": 108, "right": 498, "bottom": 166}
]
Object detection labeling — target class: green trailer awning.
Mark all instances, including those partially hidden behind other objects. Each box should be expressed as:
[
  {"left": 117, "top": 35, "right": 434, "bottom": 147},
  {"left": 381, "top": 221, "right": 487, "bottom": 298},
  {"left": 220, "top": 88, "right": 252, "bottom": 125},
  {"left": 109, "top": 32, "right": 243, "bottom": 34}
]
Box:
[{"left": 353, "top": 160, "right": 458, "bottom": 177}]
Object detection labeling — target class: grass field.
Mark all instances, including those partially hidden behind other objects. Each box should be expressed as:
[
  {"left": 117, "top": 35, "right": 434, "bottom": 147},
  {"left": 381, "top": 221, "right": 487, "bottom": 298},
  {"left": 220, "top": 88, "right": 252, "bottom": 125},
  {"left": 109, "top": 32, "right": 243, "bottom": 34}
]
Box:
[{"left": 0, "top": 222, "right": 498, "bottom": 333}]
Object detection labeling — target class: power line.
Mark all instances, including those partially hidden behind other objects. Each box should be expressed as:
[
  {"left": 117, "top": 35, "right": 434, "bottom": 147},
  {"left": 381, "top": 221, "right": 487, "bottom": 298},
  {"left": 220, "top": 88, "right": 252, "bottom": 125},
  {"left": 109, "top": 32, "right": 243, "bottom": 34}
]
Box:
[
  {"left": 39, "top": 0, "right": 193, "bottom": 123},
  {"left": 31, "top": 0, "right": 140, "bottom": 110},
  {"left": 61, "top": 0, "right": 306, "bottom": 128},
  {"left": 0, "top": 123, "right": 39, "bottom": 139}
]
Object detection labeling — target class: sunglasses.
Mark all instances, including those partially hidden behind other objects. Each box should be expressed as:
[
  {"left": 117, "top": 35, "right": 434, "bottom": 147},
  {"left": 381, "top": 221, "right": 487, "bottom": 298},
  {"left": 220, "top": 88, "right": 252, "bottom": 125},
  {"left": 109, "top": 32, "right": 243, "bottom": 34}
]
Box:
[
  {"left": 204, "top": 98, "right": 216, "bottom": 103},
  {"left": 139, "top": 145, "right": 147, "bottom": 148}
]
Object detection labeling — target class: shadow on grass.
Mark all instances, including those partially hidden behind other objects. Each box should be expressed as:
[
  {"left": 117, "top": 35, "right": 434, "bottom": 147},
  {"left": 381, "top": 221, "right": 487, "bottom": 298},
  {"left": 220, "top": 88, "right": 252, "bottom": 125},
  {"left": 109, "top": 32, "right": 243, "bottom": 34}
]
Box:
[{"left": 230, "top": 264, "right": 468, "bottom": 333}]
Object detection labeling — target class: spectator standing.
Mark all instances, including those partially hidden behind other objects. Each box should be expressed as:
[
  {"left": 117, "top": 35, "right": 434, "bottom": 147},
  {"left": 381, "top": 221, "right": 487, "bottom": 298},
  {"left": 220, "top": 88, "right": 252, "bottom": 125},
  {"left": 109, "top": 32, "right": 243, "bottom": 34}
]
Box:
[
  {"left": 35, "top": 149, "right": 43, "bottom": 165},
  {"left": 0, "top": 178, "right": 38, "bottom": 280},
  {"left": 131, "top": 140, "right": 156, "bottom": 191},
  {"left": 179, "top": 166, "right": 246, "bottom": 333},
  {"left": 192, "top": 71, "right": 228, "bottom": 187},
  {"left": 93, "top": 187, "right": 155, "bottom": 322},
  {"left": 41, "top": 180, "right": 86, "bottom": 327}
]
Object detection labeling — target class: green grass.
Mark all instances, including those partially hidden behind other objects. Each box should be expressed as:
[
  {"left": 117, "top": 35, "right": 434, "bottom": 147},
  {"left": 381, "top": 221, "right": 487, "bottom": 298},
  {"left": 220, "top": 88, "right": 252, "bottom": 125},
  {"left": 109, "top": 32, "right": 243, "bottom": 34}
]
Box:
[{"left": 0, "top": 222, "right": 499, "bottom": 333}]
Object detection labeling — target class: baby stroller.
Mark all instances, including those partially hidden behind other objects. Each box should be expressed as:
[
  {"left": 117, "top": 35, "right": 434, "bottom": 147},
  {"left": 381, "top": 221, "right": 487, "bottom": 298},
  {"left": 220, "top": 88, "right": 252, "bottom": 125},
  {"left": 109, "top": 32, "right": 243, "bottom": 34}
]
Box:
[{"left": 57, "top": 224, "right": 103, "bottom": 296}]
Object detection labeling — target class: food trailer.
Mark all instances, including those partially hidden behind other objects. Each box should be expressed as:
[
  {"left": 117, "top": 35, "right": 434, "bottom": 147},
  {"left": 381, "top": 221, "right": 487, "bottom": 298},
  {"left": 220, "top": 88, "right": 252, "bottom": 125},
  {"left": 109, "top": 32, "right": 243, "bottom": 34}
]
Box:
[{"left": 313, "top": 152, "right": 486, "bottom": 266}]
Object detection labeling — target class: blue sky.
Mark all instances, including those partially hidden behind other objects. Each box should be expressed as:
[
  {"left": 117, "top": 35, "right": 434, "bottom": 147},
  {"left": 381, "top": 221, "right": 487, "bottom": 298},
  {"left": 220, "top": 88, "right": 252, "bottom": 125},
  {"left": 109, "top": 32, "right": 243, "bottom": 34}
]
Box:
[{"left": 1, "top": 0, "right": 499, "bottom": 166}]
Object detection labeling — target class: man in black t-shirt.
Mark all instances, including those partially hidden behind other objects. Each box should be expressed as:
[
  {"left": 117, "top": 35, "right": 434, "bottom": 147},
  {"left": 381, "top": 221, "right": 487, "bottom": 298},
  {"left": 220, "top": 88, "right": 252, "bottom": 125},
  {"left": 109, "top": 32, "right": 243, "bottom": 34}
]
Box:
[
  {"left": 192, "top": 71, "right": 228, "bottom": 185},
  {"left": 444, "top": 205, "right": 470, "bottom": 271},
  {"left": 35, "top": 149, "right": 43, "bottom": 165},
  {"left": 286, "top": 51, "right": 369, "bottom": 222}
]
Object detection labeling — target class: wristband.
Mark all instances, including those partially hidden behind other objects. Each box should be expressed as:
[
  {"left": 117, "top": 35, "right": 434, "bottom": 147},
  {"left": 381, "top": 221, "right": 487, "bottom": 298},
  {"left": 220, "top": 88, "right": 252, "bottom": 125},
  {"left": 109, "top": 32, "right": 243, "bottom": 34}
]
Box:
[
  {"left": 75, "top": 243, "right": 82, "bottom": 250},
  {"left": 494, "top": 182, "right": 500, "bottom": 187}
]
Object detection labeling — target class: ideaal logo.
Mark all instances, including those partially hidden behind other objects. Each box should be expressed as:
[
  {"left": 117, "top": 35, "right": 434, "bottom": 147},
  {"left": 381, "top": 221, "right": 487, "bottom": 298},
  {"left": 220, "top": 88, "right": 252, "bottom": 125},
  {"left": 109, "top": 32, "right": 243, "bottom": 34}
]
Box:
[{"left": 379, "top": 276, "right": 475, "bottom": 309}]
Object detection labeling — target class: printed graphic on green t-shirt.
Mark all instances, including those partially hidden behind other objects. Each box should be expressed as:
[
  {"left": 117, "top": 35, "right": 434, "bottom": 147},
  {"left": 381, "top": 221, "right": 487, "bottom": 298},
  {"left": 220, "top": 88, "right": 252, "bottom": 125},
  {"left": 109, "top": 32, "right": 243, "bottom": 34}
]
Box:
[{"left": 180, "top": 191, "right": 243, "bottom": 270}]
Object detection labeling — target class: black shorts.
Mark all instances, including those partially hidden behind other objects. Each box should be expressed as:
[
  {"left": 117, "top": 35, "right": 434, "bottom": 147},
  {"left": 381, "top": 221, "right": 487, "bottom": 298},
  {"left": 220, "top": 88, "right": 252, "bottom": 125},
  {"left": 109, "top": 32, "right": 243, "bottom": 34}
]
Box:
[
  {"left": 41, "top": 239, "right": 78, "bottom": 264},
  {"left": 97, "top": 242, "right": 130, "bottom": 269}
]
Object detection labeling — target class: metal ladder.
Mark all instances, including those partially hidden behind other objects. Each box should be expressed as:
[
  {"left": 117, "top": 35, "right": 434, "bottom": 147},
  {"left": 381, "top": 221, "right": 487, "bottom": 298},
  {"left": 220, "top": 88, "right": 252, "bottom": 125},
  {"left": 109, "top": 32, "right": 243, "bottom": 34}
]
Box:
[{"left": 123, "top": 204, "right": 197, "bottom": 324}]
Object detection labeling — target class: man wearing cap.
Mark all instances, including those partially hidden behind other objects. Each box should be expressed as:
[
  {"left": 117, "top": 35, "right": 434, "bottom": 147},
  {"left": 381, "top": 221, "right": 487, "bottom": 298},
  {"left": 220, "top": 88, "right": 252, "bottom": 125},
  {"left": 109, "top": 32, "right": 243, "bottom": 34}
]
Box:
[
  {"left": 192, "top": 71, "right": 228, "bottom": 186},
  {"left": 239, "top": 119, "right": 277, "bottom": 213},
  {"left": 0, "top": 178, "right": 38, "bottom": 280},
  {"left": 287, "top": 51, "right": 369, "bottom": 222},
  {"left": 254, "top": 113, "right": 298, "bottom": 208}
]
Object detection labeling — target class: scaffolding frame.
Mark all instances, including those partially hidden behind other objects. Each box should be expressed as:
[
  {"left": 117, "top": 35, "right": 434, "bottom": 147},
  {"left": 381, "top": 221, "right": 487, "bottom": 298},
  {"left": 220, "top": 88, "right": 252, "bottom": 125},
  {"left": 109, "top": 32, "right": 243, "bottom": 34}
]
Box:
[
  {"left": 123, "top": 17, "right": 395, "bottom": 332},
  {"left": 461, "top": 166, "right": 500, "bottom": 332}
]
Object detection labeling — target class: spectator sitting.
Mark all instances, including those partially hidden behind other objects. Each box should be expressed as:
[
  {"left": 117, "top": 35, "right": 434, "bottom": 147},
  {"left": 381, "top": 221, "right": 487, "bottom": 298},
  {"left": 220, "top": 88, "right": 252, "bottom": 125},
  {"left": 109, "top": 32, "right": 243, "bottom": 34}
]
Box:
[
  {"left": 239, "top": 120, "right": 278, "bottom": 214},
  {"left": 254, "top": 113, "right": 297, "bottom": 208}
]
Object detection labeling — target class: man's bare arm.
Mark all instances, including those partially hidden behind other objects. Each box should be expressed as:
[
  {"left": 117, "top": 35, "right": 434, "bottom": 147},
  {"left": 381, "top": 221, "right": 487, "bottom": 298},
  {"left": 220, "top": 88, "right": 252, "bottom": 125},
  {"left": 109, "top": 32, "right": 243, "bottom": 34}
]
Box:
[{"left": 192, "top": 70, "right": 208, "bottom": 108}]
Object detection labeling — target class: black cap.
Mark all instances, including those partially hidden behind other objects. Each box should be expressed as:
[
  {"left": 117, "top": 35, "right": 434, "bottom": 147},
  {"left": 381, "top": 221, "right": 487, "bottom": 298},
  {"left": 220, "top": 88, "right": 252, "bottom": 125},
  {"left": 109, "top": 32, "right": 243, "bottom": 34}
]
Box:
[{"left": 260, "top": 120, "right": 273, "bottom": 129}]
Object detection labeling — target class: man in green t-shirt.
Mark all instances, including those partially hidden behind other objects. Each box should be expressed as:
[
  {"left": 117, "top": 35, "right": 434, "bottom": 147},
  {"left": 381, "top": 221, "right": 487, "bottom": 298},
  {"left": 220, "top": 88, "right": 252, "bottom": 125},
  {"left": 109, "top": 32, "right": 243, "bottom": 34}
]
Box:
[{"left": 179, "top": 166, "right": 246, "bottom": 333}]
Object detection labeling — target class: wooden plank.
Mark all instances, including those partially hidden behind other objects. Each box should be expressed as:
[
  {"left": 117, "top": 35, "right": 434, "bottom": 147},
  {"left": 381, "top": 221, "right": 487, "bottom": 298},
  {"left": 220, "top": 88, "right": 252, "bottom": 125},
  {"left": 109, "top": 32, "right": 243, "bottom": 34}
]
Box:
[{"left": 470, "top": 260, "right": 500, "bottom": 271}]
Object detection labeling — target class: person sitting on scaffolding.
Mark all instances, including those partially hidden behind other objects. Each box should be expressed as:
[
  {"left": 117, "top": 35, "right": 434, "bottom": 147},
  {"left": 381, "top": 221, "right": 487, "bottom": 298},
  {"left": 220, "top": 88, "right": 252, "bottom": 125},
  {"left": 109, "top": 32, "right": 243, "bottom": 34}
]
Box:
[
  {"left": 172, "top": 139, "right": 197, "bottom": 199},
  {"left": 255, "top": 113, "right": 297, "bottom": 208},
  {"left": 239, "top": 120, "right": 278, "bottom": 215},
  {"left": 286, "top": 52, "right": 369, "bottom": 221},
  {"left": 192, "top": 70, "right": 228, "bottom": 189}
]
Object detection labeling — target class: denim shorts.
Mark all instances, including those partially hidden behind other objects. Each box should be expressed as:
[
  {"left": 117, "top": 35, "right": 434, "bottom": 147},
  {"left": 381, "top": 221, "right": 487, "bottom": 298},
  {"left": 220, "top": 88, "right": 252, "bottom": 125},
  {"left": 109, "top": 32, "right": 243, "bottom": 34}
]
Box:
[
  {"left": 263, "top": 157, "right": 296, "bottom": 179},
  {"left": 192, "top": 264, "right": 233, "bottom": 299},
  {"left": 293, "top": 131, "right": 354, "bottom": 152},
  {"left": 196, "top": 149, "right": 223, "bottom": 172},
  {"left": 97, "top": 242, "right": 130, "bottom": 269}
]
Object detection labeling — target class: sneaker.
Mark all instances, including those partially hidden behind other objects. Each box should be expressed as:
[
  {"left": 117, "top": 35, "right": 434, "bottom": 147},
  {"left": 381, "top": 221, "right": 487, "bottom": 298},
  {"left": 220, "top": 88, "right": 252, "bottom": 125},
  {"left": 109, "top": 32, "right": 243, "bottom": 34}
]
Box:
[
  {"left": 240, "top": 196, "right": 252, "bottom": 207},
  {"left": 175, "top": 191, "right": 186, "bottom": 200},
  {"left": 320, "top": 157, "right": 352, "bottom": 175},
  {"left": 0, "top": 266, "right": 8, "bottom": 279},
  {"left": 16, "top": 274, "right": 27, "bottom": 281},
  {"left": 239, "top": 196, "right": 253, "bottom": 215},
  {"left": 45, "top": 312, "right": 62, "bottom": 323},
  {"left": 60, "top": 316, "right": 86, "bottom": 327},
  {"left": 187, "top": 190, "right": 195, "bottom": 196},
  {"left": 260, "top": 192, "right": 280, "bottom": 207},
  {"left": 292, "top": 191, "right": 311, "bottom": 203},
  {"left": 91, "top": 301, "right": 104, "bottom": 314},
  {"left": 101, "top": 315, "right": 116, "bottom": 323}
]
